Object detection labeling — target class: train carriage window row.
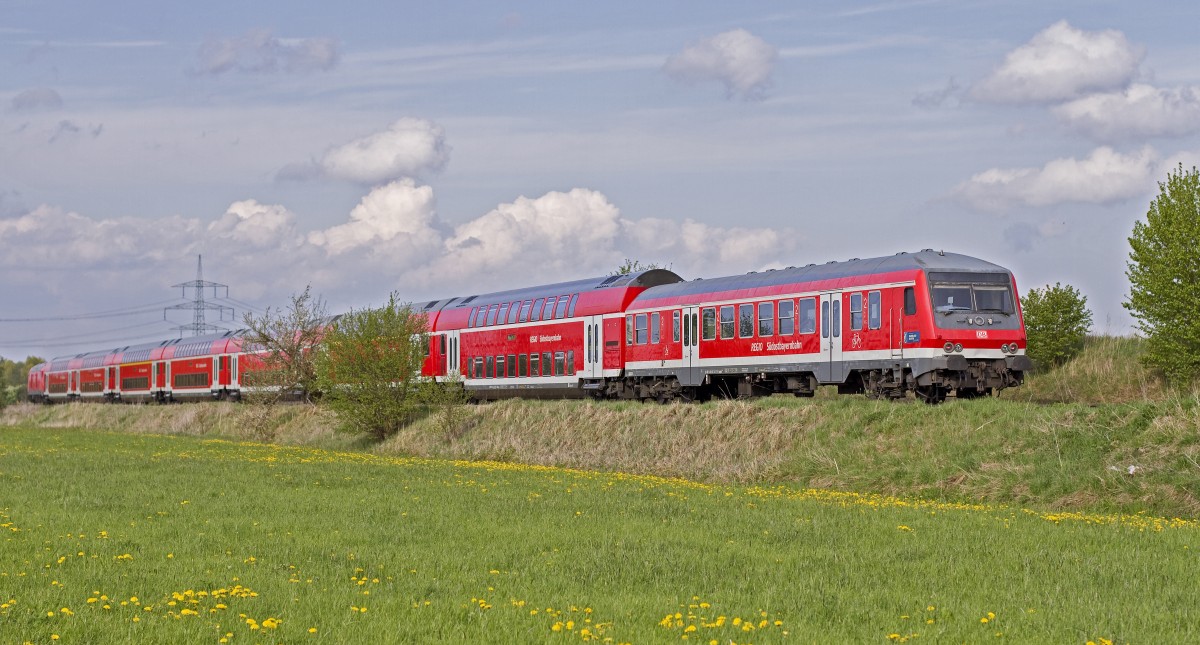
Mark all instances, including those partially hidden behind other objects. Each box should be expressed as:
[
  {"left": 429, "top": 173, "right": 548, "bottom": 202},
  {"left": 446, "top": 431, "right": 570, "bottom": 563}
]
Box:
[
  {"left": 467, "top": 293, "right": 581, "bottom": 328},
  {"left": 465, "top": 350, "right": 577, "bottom": 378}
]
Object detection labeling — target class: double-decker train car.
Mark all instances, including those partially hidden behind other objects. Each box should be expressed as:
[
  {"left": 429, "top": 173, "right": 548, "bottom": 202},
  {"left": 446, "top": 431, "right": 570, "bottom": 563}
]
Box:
[
  {"left": 421, "top": 269, "right": 684, "bottom": 399},
  {"left": 27, "top": 250, "right": 1030, "bottom": 404},
  {"left": 30, "top": 330, "right": 251, "bottom": 404}
]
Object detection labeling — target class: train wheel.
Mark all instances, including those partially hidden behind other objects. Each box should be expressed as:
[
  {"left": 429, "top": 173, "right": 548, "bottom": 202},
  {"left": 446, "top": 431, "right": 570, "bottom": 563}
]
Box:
[{"left": 915, "top": 385, "right": 946, "bottom": 405}]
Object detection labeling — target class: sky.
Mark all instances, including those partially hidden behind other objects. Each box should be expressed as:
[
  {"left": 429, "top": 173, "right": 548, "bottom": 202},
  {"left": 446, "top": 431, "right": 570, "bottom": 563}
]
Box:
[{"left": 2, "top": 1, "right": 1199, "bottom": 360}]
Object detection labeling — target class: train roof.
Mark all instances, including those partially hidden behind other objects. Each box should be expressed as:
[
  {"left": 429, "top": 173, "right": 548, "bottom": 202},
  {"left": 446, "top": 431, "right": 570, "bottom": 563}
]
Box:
[
  {"left": 435, "top": 269, "right": 684, "bottom": 311},
  {"left": 632, "top": 250, "right": 1012, "bottom": 306}
]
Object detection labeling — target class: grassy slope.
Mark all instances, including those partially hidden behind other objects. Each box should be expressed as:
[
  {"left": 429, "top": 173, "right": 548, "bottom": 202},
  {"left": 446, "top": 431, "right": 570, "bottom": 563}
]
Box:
[{"left": 3, "top": 336, "right": 1197, "bottom": 518}]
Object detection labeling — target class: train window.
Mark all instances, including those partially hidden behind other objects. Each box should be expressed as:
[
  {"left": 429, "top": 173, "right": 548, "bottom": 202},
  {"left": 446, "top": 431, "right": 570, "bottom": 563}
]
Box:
[
  {"left": 821, "top": 301, "right": 829, "bottom": 339},
  {"left": 683, "top": 313, "right": 691, "bottom": 345},
  {"left": 486, "top": 304, "right": 500, "bottom": 326},
  {"left": 719, "top": 306, "right": 734, "bottom": 339},
  {"left": 497, "top": 303, "right": 510, "bottom": 326},
  {"left": 566, "top": 350, "right": 575, "bottom": 375},
  {"left": 672, "top": 311, "right": 681, "bottom": 342},
  {"left": 486, "top": 356, "right": 494, "bottom": 378},
  {"left": 778, "top": 300, "right": 795, "bottom": 335},
  {"left": 543, "top": 352, "right": 553, "bottom": 376},
  {"left": 850, "top": 293, "right": 863, "bottom": 331},
  {"left": 758, "top": 302, "right": 775, "bottom": 337},
  {"left": 702, "top": 308, "right": 716, "bottom": 341},
  {"left": 800, "top": 298, "right": 816, "bottom": 334},
  {"left": 651, "top": 312, "right": 661, "bottom": 344},
  {"left": 904, "top": 287, "right": 917, "bottom": 316},
  {"left": 530, "top": 353, "right": 540, "bottom": 376},
  {"left": 507, "top": 354, "right": 516, "bottom": 377},
  {"left": 507, "top": 303, "right": 521, "bottom": 324},
  {"left": 566, "top": 294, "right": 579, "bottom": 317},
  {"left": 519, "top": 354, "right": 528, "bottom": 377},
  {"left": 554, "top": 352, "right": 565, "bottom": 376},
  {"left": 554, "top": 295, "right": 569, "bottom": 319},
  {"left": 531, "top": 298, "right": 545, "bottom": 322},
  {"left": 626, "top": 315, "right": 634, "bottom": 345},
  {"left": 739, "top": 304, "right": 754, "bottom": 338},
  {"left": 542, "top": 297, "right": 557, "bottom": 320},
  {"left": 494, "top": 355, "right": 504, "bottom": 378},
  {"left": 635, "top": 314, "right": 648, "bottom": 344},
  {"left": 519, "top": 300, "right": 533, "bottom": 322},
  {"left": 931, "top": 285, "right": 972, "bottom": 314},
  {"left": 974, "top": 286, "right": 1014, "bottom": 314},
  {"left": 868, "top": 291, "right": 881, "bottom": 330},
  {"left": 440, "top": 334, "right": 446, "bottom": 354},
  {"left": 832, "top": 300, "right": 841, "bottom": 338},
  {"left": 468, "top": 308, "right": 478, "bottom": 327},
  {"left": 475, "top": 357, "right": 484, "bottom": 378}
]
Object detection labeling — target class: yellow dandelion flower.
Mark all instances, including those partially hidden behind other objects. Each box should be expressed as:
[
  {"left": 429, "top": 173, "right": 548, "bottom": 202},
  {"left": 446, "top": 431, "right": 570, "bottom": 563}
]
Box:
[{"left": 309, "top": 627, "right": 318, "bottom": 634}]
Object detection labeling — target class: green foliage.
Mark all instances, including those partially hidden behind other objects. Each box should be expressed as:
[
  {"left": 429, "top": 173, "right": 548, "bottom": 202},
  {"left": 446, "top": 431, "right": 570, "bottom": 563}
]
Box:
[
  {"left": 240, "top": 286, "right": 328, "bottom": 405},
  {"left": 1021, "top": 282, "right": 1093, "bottom": 370},
  {"left": 0, "top": 356, "right": 42, "bottom": 407},
  {"left": 1126, "top": 163, "right": 1200, "bottom": 385},
  {"left": 315, "top": 292, "right": 431, "bottom": 441},
  {"left": 610, "top": 258, "right": 663, "bottom": 275}
]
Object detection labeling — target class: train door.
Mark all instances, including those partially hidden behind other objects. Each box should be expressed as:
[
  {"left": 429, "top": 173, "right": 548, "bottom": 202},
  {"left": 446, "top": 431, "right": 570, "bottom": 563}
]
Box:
[
  {"left": 679, "top": 306, "right": 702, "bottom": 387},
  {"left": 108, "top": 367, "right": 117, "bottom": 395},
  {"left": 217, "top": 355, "right": 230, "bottom": 390},
  {"left": 820, "top": 292, "right": 844, "bottom": 382},
  {"left": 444, "top": 331, "right": 461, "bottom": 377},
  {"left": 69, "top": 371, "right": 77, "bottom": 396},
  {"left": 230, "top": 355, "right": 239, "bottom": 389},
  {"left": 584, "top": 316, "right": 604, "bottom": 378}
]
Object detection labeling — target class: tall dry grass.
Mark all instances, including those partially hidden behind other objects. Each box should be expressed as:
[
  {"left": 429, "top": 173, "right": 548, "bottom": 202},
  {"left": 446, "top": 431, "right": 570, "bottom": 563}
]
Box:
[{"left": 1015, "top": 335, "right": 1171, "bottom": 404}]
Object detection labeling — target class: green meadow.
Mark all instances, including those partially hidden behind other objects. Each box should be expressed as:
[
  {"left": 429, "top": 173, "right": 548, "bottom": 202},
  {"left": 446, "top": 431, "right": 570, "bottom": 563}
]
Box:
[{"left": 1, "top": 426, "right": 1196, "bottom": 644}]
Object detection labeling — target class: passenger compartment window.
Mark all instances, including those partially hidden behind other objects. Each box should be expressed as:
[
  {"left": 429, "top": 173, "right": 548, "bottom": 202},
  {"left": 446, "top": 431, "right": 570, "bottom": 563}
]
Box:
[
  {"left": 799, "top": 298, "right": 816, "bottom": 334},
  {"left": 672, "top": 311, "right": 681, "bottom": 342},
  {"left": 542, "top": 297, "right": 557, "bottom": 321},
  {"left": 554, "top": 295, "right": 569, "bottom": 319},
  {"left": 635, "top": 314, "right": 648, "bottom": 345},
  {"left": 850, "top": 293, "right": 863, "bottom": 331},
  {"left": 758, "top": 302, "right": 774, "bottom": 337},
  {"left": 626, "top": 315, "right": 634, "bottom": 345},
  {"left": 868, "top": 291, "right": 881, "bottom": 330},
  {"left": 904, "top": 287, "right": 917, "bottom": 316},
  {"left": 778, "top": 300, "right": 794, "bottom": 335},
  {"left": 531, "top": 298, "right": 545, "bottom": 322},
  {"left": 519, "top": 300, "right": 532, "bottom": 322},
  {"left": 507, "top": 303, "right": 520, "bottom": 324},
  {"left": 530, "top": 353, "right": 540, "bottom": 376},
  {"left": 719, "top": 306, "right": 735, "bottom": 340},
  {"left": 738, "top": 304, "right": 754, "bottom": 338},
  {"left": 519, "top": 354, "right": 528, "bottom": 377},
  {"left": 651, "top": 312, "right": 660, "bottom": 344},
  {"left": 702, "top": 308, "right": 716, "bottom": 341},
  {"left": 566, "top": 350, "right": 575, "bottom": 375}
]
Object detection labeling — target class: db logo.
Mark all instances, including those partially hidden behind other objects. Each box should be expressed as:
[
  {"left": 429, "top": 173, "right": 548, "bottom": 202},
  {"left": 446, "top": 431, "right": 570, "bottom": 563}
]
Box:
[{"left": 976, "top": 330, "right": 988, "bottom": 339}]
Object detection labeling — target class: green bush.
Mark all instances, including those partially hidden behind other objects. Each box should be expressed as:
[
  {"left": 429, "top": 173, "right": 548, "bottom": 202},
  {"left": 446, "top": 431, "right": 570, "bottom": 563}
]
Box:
[
  {"left": 1022, "top": 282, "right": 1093, "bottom": 370},
  {"left": 1126, "top": 163, "right": 1200, "bottom": 386},
  {"left": 315, "top": 292, "right": 432, "bottom": 441}
]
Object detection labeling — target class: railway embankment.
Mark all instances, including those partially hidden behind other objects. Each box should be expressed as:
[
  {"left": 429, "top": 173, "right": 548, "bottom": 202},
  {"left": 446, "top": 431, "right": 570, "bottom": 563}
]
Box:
[{"left": 4, "top": 336, "right": 1197, "bottom": 518}]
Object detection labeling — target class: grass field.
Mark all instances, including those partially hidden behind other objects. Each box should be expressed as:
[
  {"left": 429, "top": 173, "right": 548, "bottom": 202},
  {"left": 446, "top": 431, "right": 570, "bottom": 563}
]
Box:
[{"left": 2, "top": 426, "right": 1197, "bottom": 644}]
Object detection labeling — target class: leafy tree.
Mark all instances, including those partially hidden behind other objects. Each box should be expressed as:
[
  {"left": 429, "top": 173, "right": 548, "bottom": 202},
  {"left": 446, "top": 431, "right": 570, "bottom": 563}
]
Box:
[
  {"left": 240, "top": 286, "right": 329, "bottom": 405},
  {"left": 1022, "top": 283, "right": 1093, "bottom": 370},
  {"left": 314, "top": 293, "right": 435, "bottom": 441},
  {"left": 1126, "top": 163, "right": 1200, "bottom": 385}
]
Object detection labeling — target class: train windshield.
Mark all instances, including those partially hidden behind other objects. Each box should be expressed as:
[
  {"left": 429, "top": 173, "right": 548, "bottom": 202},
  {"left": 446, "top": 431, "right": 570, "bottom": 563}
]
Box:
[{"left": 928, "top": 272, "right": 1015, "bottom": 315}]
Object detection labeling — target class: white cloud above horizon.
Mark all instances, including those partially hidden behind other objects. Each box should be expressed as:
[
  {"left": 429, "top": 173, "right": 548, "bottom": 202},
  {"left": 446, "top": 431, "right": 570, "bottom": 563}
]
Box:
[
  {"left": 951, "top": 146, "right": 1160, "bottom": 212},
  {"left": 663, "top": 29, "right": 777, "bottom": 100},
  {"left": 1053, "top": 84, "right": 1200, "bottom": 141},
  {"left": 192, "top": 29, "right": 340, "bottom": 76},
  {"left": 969, "top": 20, "right": 1144, "bottom": 104}
]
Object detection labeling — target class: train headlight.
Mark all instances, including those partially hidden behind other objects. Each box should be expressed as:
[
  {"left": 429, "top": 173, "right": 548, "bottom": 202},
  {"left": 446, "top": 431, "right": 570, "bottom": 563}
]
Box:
[
  {"left": 1008, "top": 344, "right": 1019, "bottom": 354},
  {"left": 943, "top": 342, "right": 954, "bottom": 353},
  {"left": 1000, "top": 343, "right": 1010, "bottom": 353},
  {"left": 954, "top": 343, "right": 963, "bottom": 353}
]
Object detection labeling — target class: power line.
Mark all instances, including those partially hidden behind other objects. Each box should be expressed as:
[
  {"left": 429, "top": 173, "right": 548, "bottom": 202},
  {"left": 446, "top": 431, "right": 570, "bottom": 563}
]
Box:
[
  {"left": 0, "top": 320, "right": 171, "bottom": 346},
  {"left": 164, "top": 255, "right": 235, "bottom": 337},
  {"left": 0, "top": 299, "right": 182, "bottom": 322}
]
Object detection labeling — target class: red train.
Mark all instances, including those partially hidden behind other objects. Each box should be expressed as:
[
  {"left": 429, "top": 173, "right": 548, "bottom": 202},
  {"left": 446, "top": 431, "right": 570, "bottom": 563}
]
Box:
[{"left": 27, "top": 250, "right": 1032, "bottom": 404}]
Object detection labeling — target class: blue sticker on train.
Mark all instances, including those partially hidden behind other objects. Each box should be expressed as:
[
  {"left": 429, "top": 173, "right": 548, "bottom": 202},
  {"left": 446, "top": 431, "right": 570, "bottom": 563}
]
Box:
[{"left": 904, "top": 331, "right": 920, "bottom": 344}]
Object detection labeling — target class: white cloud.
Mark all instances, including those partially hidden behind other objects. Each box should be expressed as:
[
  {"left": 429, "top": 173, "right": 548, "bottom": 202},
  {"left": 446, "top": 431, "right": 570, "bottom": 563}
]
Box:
[
  {"left": 0, "top": 184, "right": 800, "bottom": 357},
  {"left": 307, "top": 179, "right": 442, "bottom": 258},
  {"left": 208, "top": 200, "right": 300, "bottom": 249},
  {"left": 317, "top": 118, "right": 450, "bottom": 185},
  {"left": 663, "top": 29, "right": 777, "bottom": 100},
  {"left": 952, "top": 146, "right": 1159, "bottom": 211},
  {"left": 1053, "top": 83, "right": 1200, "bottom": 141},
  {"left": 10, "top": 88, "right": 63, "bottom": 112},
  {"left": 193, "top": 29, "right": 339, "bottom": 75},
  {"left": 969, "top": 21, "right": 1143, "bottom": 104}
]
